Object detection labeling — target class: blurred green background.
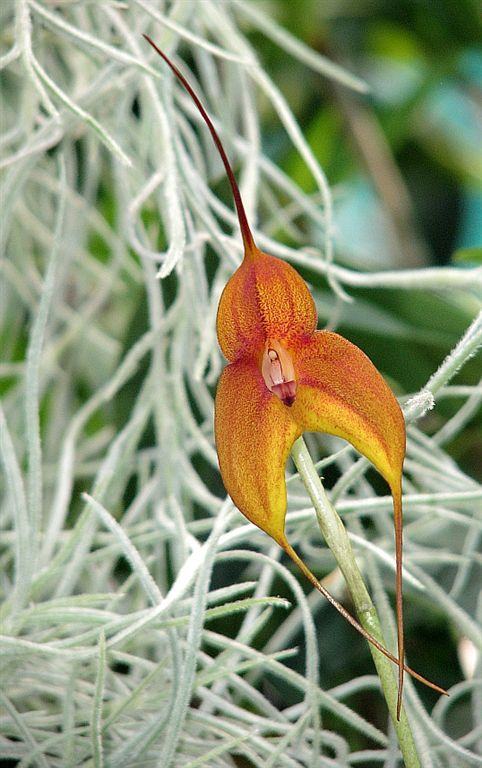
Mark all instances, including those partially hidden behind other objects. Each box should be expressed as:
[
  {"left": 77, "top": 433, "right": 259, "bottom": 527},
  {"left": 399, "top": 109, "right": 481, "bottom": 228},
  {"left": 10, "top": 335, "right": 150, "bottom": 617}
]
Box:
[{"left": 248, "top": 0, "right": 481, "bottom": 480}]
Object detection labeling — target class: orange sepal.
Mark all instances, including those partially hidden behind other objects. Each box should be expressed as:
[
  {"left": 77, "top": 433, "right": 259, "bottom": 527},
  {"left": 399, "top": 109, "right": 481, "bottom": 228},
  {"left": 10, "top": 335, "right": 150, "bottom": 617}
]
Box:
[
  {"left": 292, "top": 331, "right": 406, "bottom": 488},
  {"left": 216, "top": 248, "right": 317, "bottom": 362},
  {"left": 214, "top": 357, "right": 301, "bottom": 544}
]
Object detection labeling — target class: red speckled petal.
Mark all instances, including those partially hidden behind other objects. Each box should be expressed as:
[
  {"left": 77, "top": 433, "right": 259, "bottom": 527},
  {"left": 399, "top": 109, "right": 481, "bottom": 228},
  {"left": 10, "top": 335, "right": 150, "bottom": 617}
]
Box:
[
  {"left": 214, "top": 358, "right": 301, "bottom": 544},
  {"left": 216, "top": 248, "right": 317, "bottom": 361}
]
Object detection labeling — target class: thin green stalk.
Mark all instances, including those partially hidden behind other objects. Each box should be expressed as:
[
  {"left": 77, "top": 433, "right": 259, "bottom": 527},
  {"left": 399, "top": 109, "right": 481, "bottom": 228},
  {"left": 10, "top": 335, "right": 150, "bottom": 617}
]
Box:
[{"left": 291, "top": 436, "right": 421, "bottom": 768}]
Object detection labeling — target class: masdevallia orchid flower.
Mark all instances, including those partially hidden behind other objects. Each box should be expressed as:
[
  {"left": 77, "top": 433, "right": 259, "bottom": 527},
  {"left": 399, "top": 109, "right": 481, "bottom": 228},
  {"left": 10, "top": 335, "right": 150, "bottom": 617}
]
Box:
[{"left": 144, "top": 35, "right": 446, "bottom": 717}]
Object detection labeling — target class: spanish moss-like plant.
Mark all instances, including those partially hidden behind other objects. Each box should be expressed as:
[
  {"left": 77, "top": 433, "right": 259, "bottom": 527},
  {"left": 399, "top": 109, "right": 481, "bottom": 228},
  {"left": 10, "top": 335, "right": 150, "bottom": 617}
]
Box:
[{"left": 1, "top": 2, "right": 481, "bottom": 767}]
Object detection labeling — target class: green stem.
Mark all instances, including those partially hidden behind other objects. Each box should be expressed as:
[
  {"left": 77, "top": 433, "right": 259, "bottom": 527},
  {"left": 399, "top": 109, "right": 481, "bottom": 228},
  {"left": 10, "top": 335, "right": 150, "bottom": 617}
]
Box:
[{"left": 291, "top": 436, "right": 421, "bottom": 768}]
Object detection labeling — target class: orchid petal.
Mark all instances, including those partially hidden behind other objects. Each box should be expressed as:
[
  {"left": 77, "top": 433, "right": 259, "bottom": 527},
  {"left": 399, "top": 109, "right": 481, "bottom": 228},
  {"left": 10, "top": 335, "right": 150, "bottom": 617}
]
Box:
[
  {"left": 216, "top": 248, "right": 317, "bottom": 361},
  {"left": 214, "top": 358, "right": 301, "bottom": 544},
  {"left": 292, "top": 331, "right": 406, "bottom": 489}
]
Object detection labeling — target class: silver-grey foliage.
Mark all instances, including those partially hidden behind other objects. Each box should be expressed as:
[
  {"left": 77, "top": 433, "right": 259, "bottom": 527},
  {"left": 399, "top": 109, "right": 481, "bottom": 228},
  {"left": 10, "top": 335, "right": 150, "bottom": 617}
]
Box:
[{"left": 1, "top": 2, "right": 481, "bottom": 767}]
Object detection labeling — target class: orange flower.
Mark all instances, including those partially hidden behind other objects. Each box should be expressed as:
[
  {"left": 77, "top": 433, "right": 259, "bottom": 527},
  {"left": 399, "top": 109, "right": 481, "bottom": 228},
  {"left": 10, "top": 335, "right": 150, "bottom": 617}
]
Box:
[
  {"left": 214, "top": 222, "right": 407, "bottom": 715},
  {"left": 144, "top": 35, "right": 445, "bottom": 717}
]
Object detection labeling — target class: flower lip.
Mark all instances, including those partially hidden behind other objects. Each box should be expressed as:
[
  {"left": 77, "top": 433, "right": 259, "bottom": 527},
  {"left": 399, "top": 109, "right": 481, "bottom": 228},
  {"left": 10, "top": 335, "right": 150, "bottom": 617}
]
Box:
[
  {"left": 272, "top": 381, "right": 297, "bottom": 406},
  {"left": 261, "top": 341, "right": 297, "bottom": 406}
]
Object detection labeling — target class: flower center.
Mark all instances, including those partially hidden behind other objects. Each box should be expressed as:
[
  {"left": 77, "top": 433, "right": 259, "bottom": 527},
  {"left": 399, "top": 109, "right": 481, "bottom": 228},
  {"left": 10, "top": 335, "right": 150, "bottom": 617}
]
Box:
[{"left": 261, "top": 341, "right": 297, "bottom": 406}]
